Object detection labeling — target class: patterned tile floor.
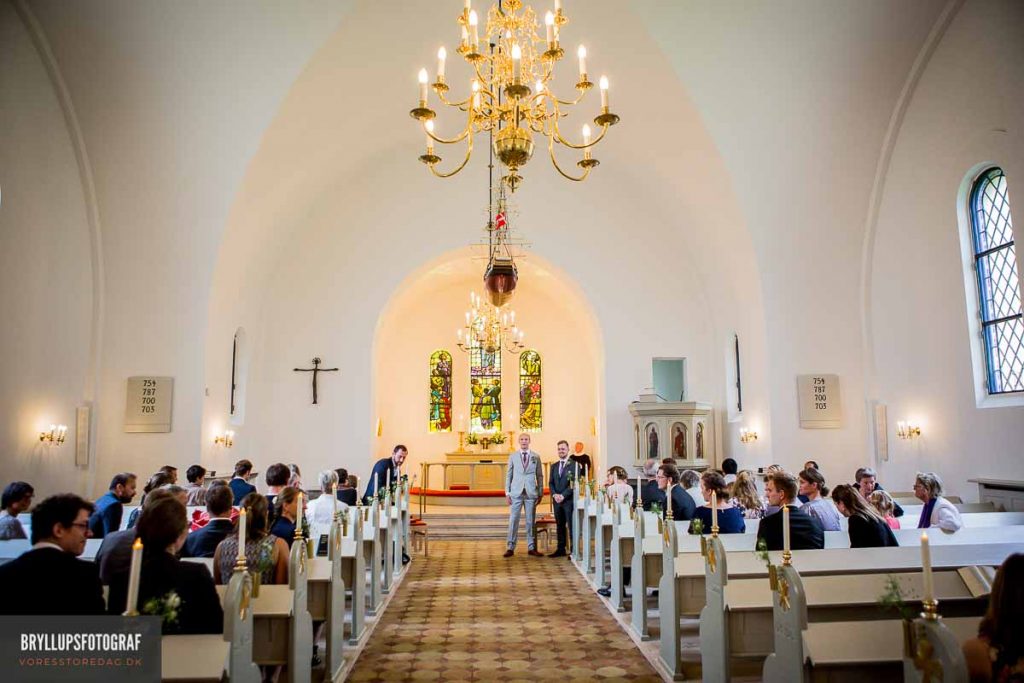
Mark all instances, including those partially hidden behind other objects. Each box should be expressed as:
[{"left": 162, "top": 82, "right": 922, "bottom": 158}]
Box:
[{"left": 348, "top": 540, "right": 663, "bottom": 682}]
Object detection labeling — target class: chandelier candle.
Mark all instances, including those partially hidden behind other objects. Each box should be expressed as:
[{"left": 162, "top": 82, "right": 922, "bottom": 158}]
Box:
[
  {"left": 577, "top": 45, "right": 587, "bottom": 79},
  {"left": 600, "top": 75, "right": 609, "bottom": 109},
  {"left": 437, "top": 46, "right": 447, "bottom": 81}
]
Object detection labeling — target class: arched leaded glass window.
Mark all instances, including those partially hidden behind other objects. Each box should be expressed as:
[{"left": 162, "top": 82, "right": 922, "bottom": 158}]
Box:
[
  {"left": 970, "top": 168, "right": 1024, "bottom": 394},
  {"left": 470, "top": 336, "right": 501, "bottom": 432},
  {"left": 429, "top": 350, "right": 453, "bottom": 432},
  {"left": 519, "top": 350, "right": 542, "bottom": 432}
]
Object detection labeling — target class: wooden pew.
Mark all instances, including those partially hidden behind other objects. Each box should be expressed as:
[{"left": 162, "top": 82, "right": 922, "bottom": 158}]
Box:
[
  {"left": 572, "top": 479, "right": 585, "bottom": 563},
  {"left": 0, "top": 538, "right": 104, "bottom": 564},
  {"left": 608, "top": 501, "right": 635, "bottom": 612},
  {"left": 378, "top": 493, "right": 394, "bottom": 594},
  {"left": 306, "top": 521, "right": 346, "bottom": 682},
  {"left": 630, "top": 509, "right": 664, "bottom": 639},
  {"left": 361, "top": 499, "right": 383, "bottom": 614},
  {"left": 581, "top": 488, "right": 598, "bottom": 577},
  {"left": 592, "top": 494, "right": 615, "bottom": 589}
]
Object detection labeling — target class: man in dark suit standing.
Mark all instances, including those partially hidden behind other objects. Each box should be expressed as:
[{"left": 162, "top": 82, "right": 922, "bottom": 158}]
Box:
[
  {"left": 88, "top": 472, "right": 137, "bottom": 538},
  {"left": 548, "top": 440, "right": 574, "bottom": 557},
  {"left": 0, "top": 494, "right": 105, "bottom": 615},
  {"left": 652, "top": 463, "right": 696, "bottom": 520},
  {"left": 757, "top": 471, "right": 825, "bottom": 550},
  {"left": 229, "top": 459, "right": 257, "bottom": 505},
  {"left": 362, "top": 445, "right": 408, "bottom": 503},
  {"left": 182, "top": 484, "right": 234, "bottom": 558}
]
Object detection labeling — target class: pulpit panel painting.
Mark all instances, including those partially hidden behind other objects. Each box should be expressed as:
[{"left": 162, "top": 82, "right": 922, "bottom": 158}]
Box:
[
  {"left": 519, "top": 350, "right": 542, "bottom": 432},
  {"left": 645, "top": 423, "right": 659, "bottom": 460},
  {"left": 470, "top": 337, "right": 502, "bottom": 432},
  {"left": 672, "top": 422, "right": 687, "bottom": 460},
  {"left": 429, "top": 350, "right": 453, "bottom": 432}
]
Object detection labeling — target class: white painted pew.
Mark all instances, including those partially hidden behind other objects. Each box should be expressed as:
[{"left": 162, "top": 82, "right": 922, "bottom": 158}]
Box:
[
  {"left": 572, "top": 481, "right": 586, "bottom": 563},
  {"left": 630, "top": 510, "right": 664, "bottom": 639},
  {"left": 608, "top": 502, "right": 635, "bottom": 612},
  {"left": 592, "top": 495, "right": 616, "bottom": 588},
  {"left": 580, "top": 486, "right": 596, "bottom": 574},
  {"left": 0, "top": 538, "right": 103, "bottom": 564}
]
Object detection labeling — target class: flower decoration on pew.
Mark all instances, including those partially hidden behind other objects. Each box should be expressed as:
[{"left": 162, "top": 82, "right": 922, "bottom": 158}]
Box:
[
  {"left": 878, "top": 575, "right": 915, "bottom": 621},
  {"left": 142, "top": 590, "right": 181, "bottom": 628}
]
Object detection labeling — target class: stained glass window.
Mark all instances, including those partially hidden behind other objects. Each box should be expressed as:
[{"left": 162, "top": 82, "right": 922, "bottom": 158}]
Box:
[
  {"left": 429, "top": 350, "right": 453, "bottom": 432},
  {"left": 519, "top": 350, "right": 542, "bottom": 432},
  {"left": 970, "top": 168, "right": 1024, "bottom": 394},
  {"left": 470, "top": 336, "right": 501, "bottom": 432}
]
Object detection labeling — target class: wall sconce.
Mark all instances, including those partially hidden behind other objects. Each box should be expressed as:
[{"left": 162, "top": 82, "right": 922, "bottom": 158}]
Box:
[
  {"left": 739, "top": 427, "right": 758, "bottom": 444},
  {"left": 896, "top": 421, "right": 921, "bottom": 440},
  {"left": 376, "top": 418, "right": 383, "bottom": 438},
  {"left": 214, "top": 430, "right": 235, "bottom": 448},
  {"left": 39, "top": 424, "right": 67, "bottom": 445}
]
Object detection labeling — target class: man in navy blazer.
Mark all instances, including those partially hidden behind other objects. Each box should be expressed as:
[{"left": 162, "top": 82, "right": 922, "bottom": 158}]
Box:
[
  {"left": 182, "top": 484, "right": 235, "bottom": 558},
  {"left": 362, "top": 445, "right": 408, "bottom": 503},
  {"left": 0, "top": 494, "right": 105, "bottom": 615},
  {"left": 757, "top": 471, "right": 825, "bottom": 551},
  {"left": 229, "top": 459, "right": 257, "bottom": 505},
  {"left": 651, "top": 463, "right": 696, "bottom": 520},
  {"left": 88, "top": 473, "right": 137, "bottom": 539},
  {"left": 547, "top": 440, "right": 575, "bottom": 557}
]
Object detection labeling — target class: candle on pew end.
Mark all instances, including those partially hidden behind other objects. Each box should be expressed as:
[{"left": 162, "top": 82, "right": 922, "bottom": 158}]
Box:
[
  {"left": 711, "top": 490, "right": 718, "bottom": 530},
  {"left": 332, "top": 483, "right": 338, "bottom": 517},
  {"left": 782, "top": 504, "right": 790, "bottom": 554},
  {"left": 237, "top": 508, "right": 247, "bottom": 560},
  {"left": 637, "top": 472, "right": 642, "bottom": 506},
  {"left": 297, "top": 492, "right": 304, "bottom": 528},
  {"left": 921, "top": 532, "right": 934, "bottom": 603},
  {"left": 125, "top": 538, "right": 143, "bottom": 615}
]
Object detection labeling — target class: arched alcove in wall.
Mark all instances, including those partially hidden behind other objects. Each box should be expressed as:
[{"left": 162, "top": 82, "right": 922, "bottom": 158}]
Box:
[{"left": 371, "top": 248, "right": 604, "bottom": 482}]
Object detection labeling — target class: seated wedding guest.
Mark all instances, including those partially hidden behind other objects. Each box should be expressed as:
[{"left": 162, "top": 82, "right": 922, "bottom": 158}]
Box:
[
  {"left": 127, "top": 471, "right": 173, "bottom": 529},
  {"left": 334, "top": 468, "right": 358, "bottom": 505},
  {"left": 732, "top": 470, "right": 767, "bottom": 520},
  {"left": 798, "top": 468, "right": 843, "bottom": 531},
  {"left": 832, "top": 484, "right": 898, "bottom": 548},
  {"left": 963, "top": 554, "right": 1024, "bottom": 683},
  {"left": 757, "top": 471, "right": 824, "bottom": 551},
  {"left": 229, "top": 459, "right": 257, "bottom": 505},
  {"left": 869, "top": 489, "right": 900, "bottom": 530},
  {"left": 270, "top": 486, "right": 300, "bottom": 547},
  {"left": 190, "top": 480, "right": 239, "bottom": 531},
  {"left": 308, "top": 470, "right": 345, "bottom": 526},
  {"left": 640, "top": 458, "right": 661, "bottom": 511},
  {"left": 288, "top": 463, "right": 304, "bottom": 490},
  {"left": 265, "top": 463, "right": 291, "bottom": 509},
  {"left": 605, "top": 466, "right": 633, "bottom": 505},
  {"left": 722, "top": 458, "right": 738, "bottom": 485},
  {"left": 797, "top": 461, "right": 819, "bottom": 502},
  {"left": 692, "top": 471, "right": 745, "bottom": 534},
  {"left": 855, "top": 467, "right": 904, "bottom": 517},
  {"left": 764, "top": 465, "right": 800, "bottom": 515},
  {"left": 159, "top": 465, "right": 178, "bottom": 485},
  {"left": 89, "top": 472, "right": 137, "bottom": 538},
  {"left": 183, "top": 465, "right": 207, "bottom": 506},
  {"left": 108, "top": 497, "right": 223, "bottom": 634},
  {"left": 97, "top": 488, "right": 178, "bottom": 584},
  {"left": 213, "top": 493, "right": 288, "bottom": 586},
  {"left": 653, "top": 464, "right": 696, "bottom": 521},
  {"left": 681, "top": 469, "right": 704, "bottom": 507},
  {"left": 0, "top": 494, "right": 104, "bottom": 615},
  {"left": 182, "top": 483, "right": 235, "bottom": 558},
  {"left": 914, "top": 471, "right": 963, "bottom": 533},
  {"left": 0, "top": 481, "right": 33, "bottom": 540}
]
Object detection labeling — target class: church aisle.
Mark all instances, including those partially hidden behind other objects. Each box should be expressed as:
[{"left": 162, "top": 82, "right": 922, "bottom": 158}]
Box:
[{"left": 348, "top": 540, "right": 662, "bottom": 682}]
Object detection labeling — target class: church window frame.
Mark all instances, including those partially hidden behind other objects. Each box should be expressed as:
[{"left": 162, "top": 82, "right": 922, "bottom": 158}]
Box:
[{"left": 469, "top": 334, "right": 502, "bottom": 433}]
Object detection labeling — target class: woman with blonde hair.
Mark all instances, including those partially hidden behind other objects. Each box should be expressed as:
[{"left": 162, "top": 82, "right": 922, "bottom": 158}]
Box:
[
  {"left": 732, "top": 470, "right": 766, "bottom": 520},
  {"left": 868, "top": 489, "right": 900, "bottom": 530}
]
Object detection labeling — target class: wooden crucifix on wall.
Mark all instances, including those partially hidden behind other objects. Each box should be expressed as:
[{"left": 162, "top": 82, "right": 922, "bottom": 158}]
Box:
[{"left": 293, "top": 357, "right": 339, "bottom": 405}]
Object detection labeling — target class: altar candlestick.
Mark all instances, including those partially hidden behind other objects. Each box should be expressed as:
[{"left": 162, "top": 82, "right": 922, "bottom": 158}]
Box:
[
  {"left": 237, "top": 508, "right": 247, "bottom": 560},
  {"left": 921, "top": 532, "right": 934, "bottom": 603},
  {"left": 782, "top": 505, "right": 790, "bottom": 554},
  {"left": 125, "top": 538, "right": 143, "bottom": 616},
  {"left": 711, "top": 491, "right": 718, "bottom": 531}
]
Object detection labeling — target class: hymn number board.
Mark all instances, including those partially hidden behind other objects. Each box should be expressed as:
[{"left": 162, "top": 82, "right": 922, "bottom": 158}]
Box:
[
  {"left": 124, "top": 376, "right": 173, "bottom": 433},
  {"left": 797, "top": 374, "right": 841, "bottom": 429}
]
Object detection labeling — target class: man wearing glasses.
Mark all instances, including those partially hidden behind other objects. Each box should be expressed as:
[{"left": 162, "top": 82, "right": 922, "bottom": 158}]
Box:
[
  {"left": 652, "top": 463, "right": 696, "bottom": 521},
  {"left": 0, "top": 494, "right": 105, "bottom": 615}
]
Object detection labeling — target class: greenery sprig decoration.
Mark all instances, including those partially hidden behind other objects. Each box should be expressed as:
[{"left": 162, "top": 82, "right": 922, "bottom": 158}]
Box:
[
  {"left": 691, "top": 518, "right": 705, "bottom": 536},
  {"left": 878, "top": 575, "right": 915, "bottom": 621},
  {"left": 754, "top": 537, "right": 771, "bottom": 570}
]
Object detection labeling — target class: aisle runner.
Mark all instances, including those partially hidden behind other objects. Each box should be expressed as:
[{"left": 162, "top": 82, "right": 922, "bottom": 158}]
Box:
[{"left": 348, "top": 540, "right": 661, "bottom": 682}]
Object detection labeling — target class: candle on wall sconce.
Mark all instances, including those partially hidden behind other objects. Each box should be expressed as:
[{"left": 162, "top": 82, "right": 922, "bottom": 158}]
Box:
[
  {"left": 39, "top": 424, "right": 67, "bottom": 445},
  {"left": 213, "top": 430, "right": 235, "bottom": 448},
  {"left": 739, "top": 427, "right": 758, "bottom": 443},
  {"left": 896, "top": 421, "right": 921, "bottom": 440}
]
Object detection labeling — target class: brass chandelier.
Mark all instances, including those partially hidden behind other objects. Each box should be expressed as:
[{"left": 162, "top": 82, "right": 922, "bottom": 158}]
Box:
[
  {"left": 457, "top": 291, "right": 526, "bottom": 354},
  {"left": 411, "top": 0, "right": 620, "bottom": 192}
]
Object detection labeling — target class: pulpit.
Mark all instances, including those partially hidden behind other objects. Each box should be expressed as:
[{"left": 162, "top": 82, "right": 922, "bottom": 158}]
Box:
[
  {"left": 444, "top": 450, "right": 509, "bottom": 490},
  {"left": 629, "top": 398, "right": 712, "bottom": 470}
]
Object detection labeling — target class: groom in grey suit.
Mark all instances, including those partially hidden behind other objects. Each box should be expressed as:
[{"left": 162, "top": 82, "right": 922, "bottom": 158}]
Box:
[{"left": 504, "top": 433, "right": 545, "bottom": 557}]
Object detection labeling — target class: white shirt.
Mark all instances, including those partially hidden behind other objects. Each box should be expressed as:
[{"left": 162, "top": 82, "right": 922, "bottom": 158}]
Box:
[
  {"left": 686, "top": 485, "right": 704, "bottom": 507},
  {"left": 607, "top": 482, "right": 633, "bottom": 506},
  {"left": 307, "top": 493, "right": 348, "bottom": 527}
]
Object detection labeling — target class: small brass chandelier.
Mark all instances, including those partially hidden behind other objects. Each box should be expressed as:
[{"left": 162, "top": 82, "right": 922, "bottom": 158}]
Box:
[
  {"left": 411, "top": 0, "right": 620, "bottom": 192},
  {"left": 457, "top": 292, "right": 526, "bottom": 354}
]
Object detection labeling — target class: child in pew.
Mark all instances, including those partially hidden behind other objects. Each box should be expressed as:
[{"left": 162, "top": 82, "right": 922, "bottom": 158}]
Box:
[
  {"left": 831, "top": 485, "right": 898, "bottom": 548},
  {"left": 690, "top": 470, "right": 745, "bottom": 533},
  {"left": 868, "top": 489, "right": 901, "bottom": 530},
  {"left": 107, "top": 497, "right": 223, "bottom": 634},
  {"left": 732, "top": 470, "right": 767, "bottom": 520},
  {"left": 962, "top": 553, "right": 1024, "bottom": 683},
  {"left": 213, "top": 493, "right": 288, "bottom": 586}
]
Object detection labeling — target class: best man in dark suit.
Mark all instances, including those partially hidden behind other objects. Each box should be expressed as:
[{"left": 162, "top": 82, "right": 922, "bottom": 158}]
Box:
[
  {"left": 651, "top": 463, "right": 697, "bottom": 520},
  {"left": 229, "top": 459, "right": 257, "bottom": 505},
  {"left": 182, "top": 484, "right": 235, "bottom": 558},
  {"left": 548, "top": 440, "right": 575, "bottom": 557},
  {"left": 88, "top": 472, "right": 137, "bottom": 539},
  {"left": 757, "top": 471, "right": 825, "bottom": 550},
  {"left": 0, "top": 494, "right": 105, "bottom": 615},
  {"left": 362, "top": 445, "right": 407, "bottom": 503}
]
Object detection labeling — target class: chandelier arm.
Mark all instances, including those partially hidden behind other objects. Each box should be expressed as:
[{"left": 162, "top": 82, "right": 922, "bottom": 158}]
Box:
[
  {"left": 435, "top": 88, "right": 474, "bottom": 108},
  {"left": 547, "top": 138, "right": 590, "bottom": 182},
  {"left": 429, "top": 132, "right": 474, "bottom": 178},
  {"left": 552, "top": 120, "right": 609, "bottom": 150},
  {"left": 552, "top": 89, "right": 591, "bottom": 107},
  {"left": 423, "top": 116, "right": 472, "bottom": 145}
]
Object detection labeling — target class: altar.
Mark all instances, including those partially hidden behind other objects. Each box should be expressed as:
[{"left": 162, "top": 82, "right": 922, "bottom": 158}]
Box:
[{"left": 443, "top": 450, "right": 510, "bottom": 490}]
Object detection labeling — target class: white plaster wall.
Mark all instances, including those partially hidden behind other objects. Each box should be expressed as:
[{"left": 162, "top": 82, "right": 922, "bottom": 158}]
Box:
[
  {"left": 868, "top": 0, "right": 1024, "bottom": 499},
  {"left": 0, "top": 3, "right": 94, "bottom": 498}
]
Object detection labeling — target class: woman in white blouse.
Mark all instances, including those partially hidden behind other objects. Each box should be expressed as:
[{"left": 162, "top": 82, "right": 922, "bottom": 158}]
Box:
[{"left": 605, "top": 466, "right": 633, "bottom": 506}]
